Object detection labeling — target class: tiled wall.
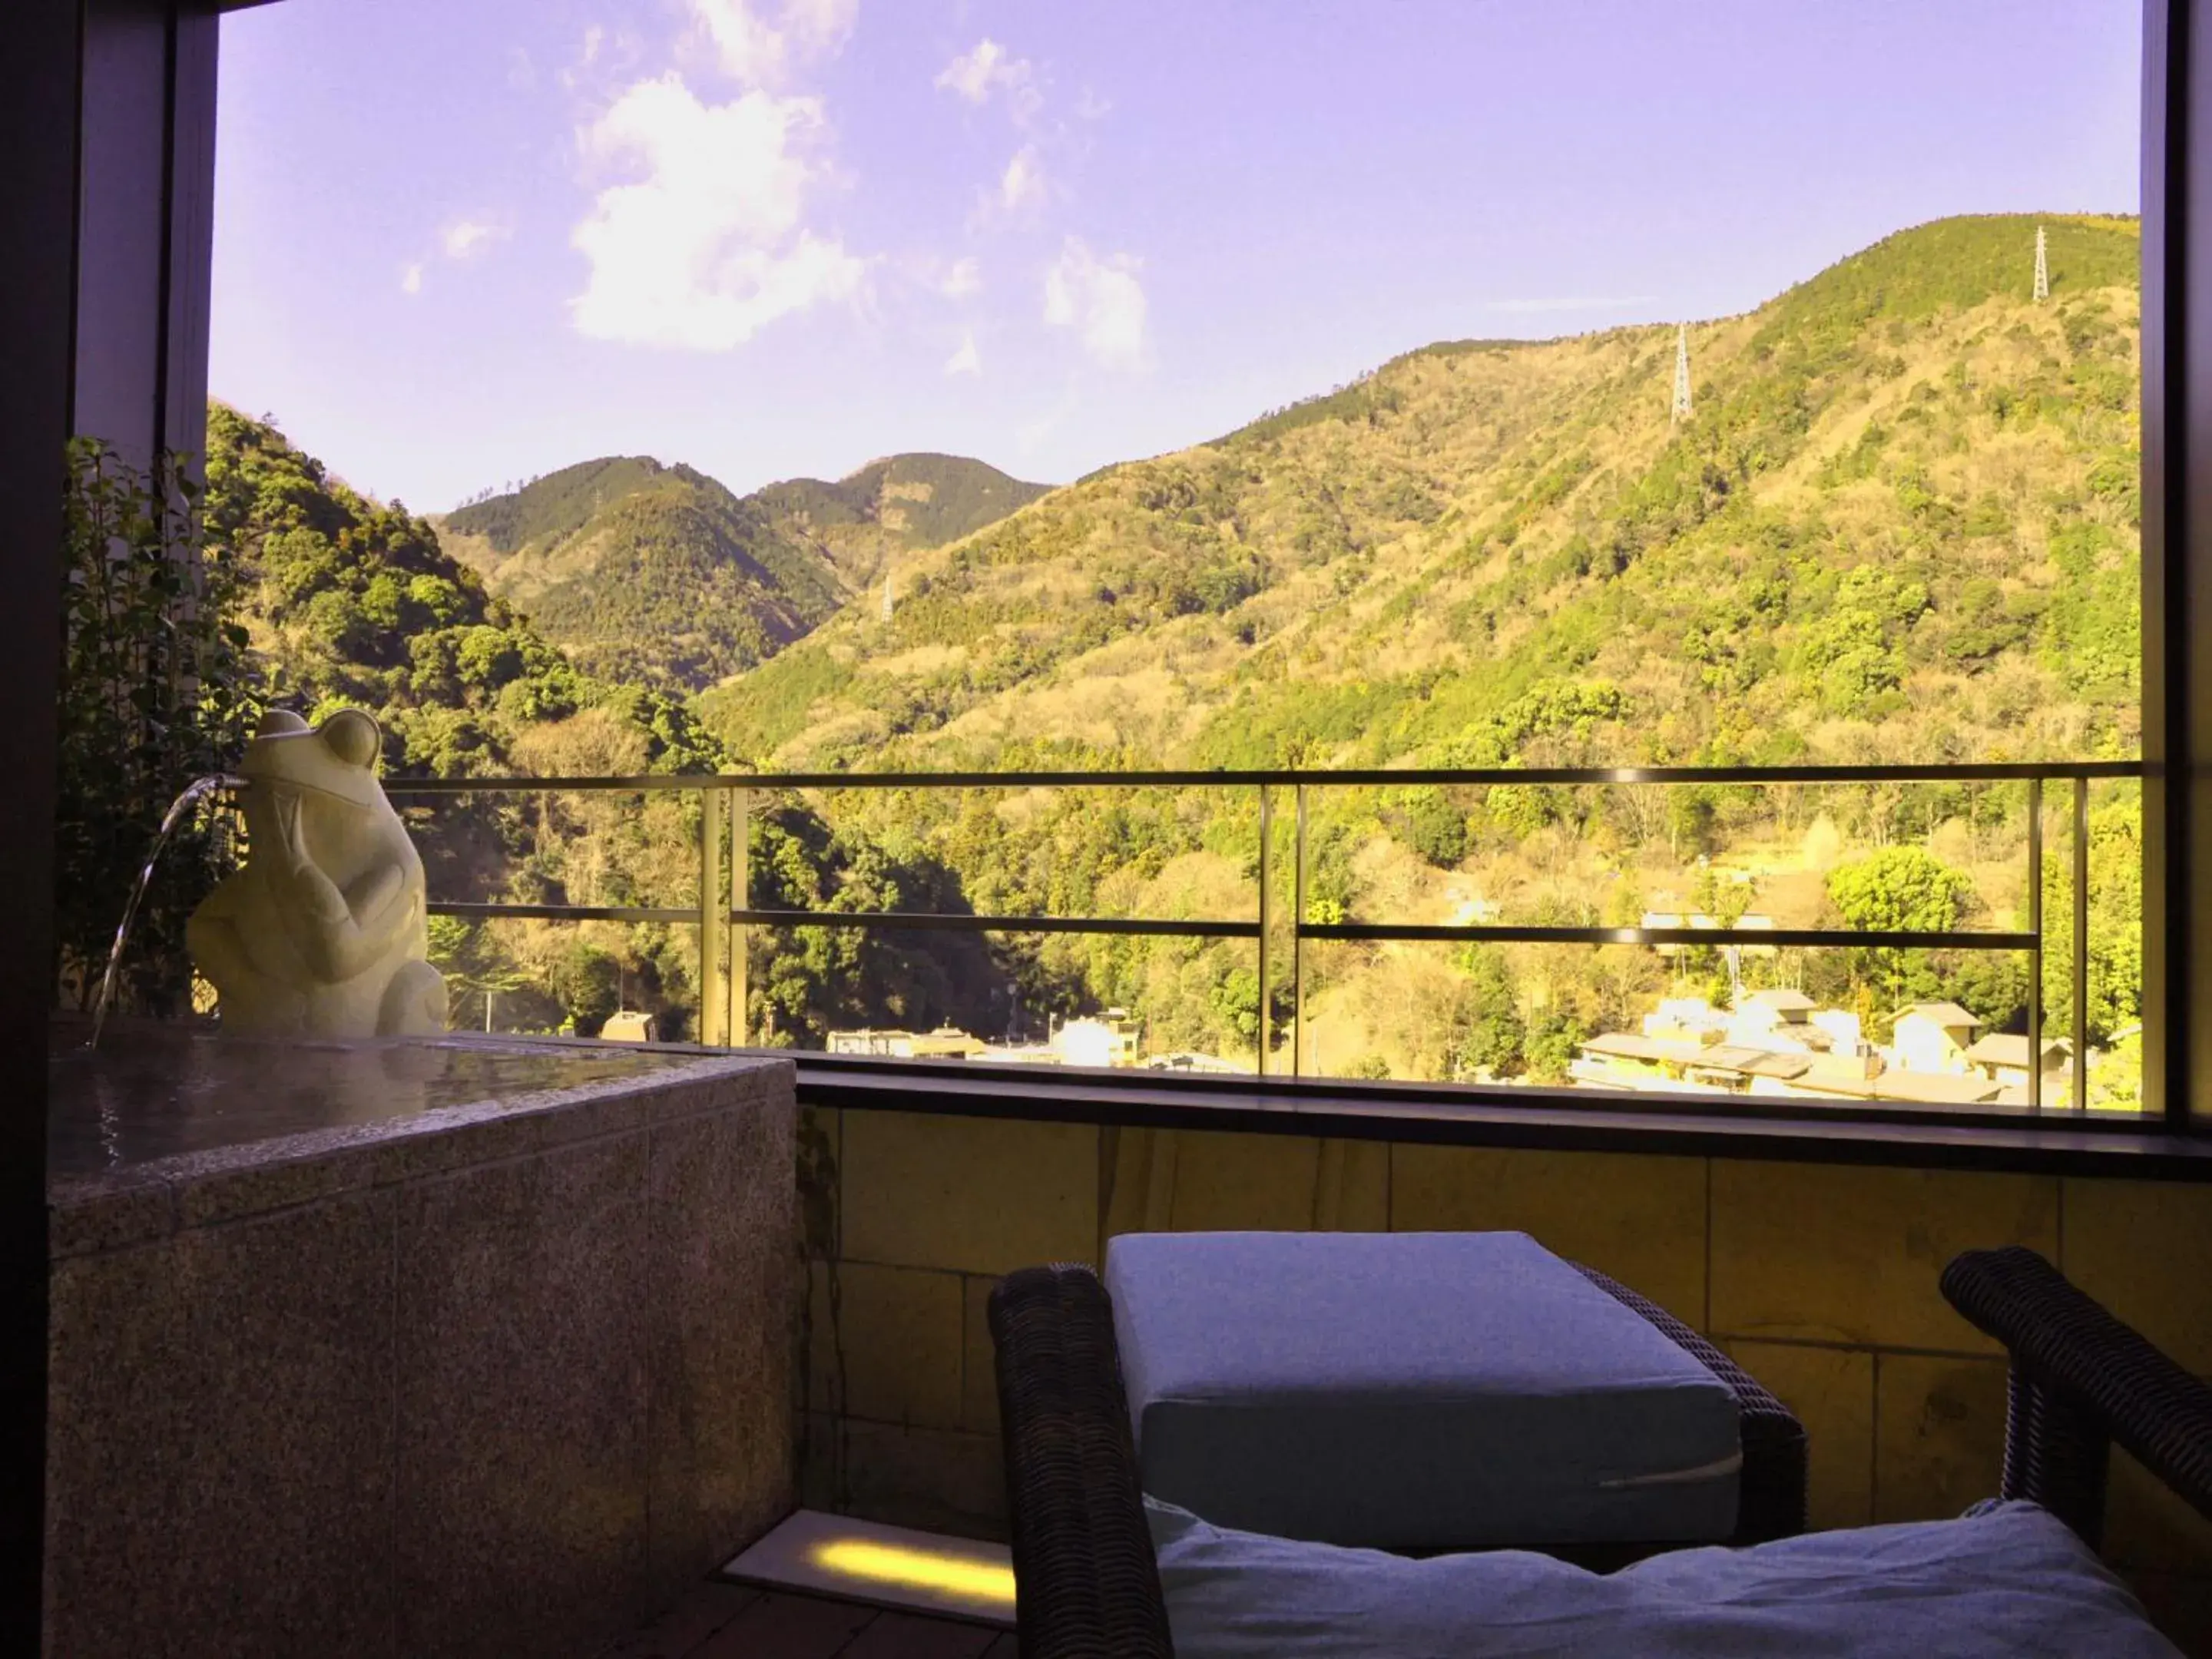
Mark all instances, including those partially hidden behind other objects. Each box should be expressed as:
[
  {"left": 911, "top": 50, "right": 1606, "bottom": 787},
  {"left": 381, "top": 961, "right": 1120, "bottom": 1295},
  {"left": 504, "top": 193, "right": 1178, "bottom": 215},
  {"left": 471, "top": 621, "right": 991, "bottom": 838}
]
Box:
[{"left": 799, "top": 1105, "right": 2212, "bottom": 1654}]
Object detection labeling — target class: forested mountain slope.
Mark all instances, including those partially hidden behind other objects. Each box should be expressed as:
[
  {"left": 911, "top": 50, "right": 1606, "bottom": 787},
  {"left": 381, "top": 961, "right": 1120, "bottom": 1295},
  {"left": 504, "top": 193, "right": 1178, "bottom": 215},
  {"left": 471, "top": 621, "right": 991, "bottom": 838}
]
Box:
[
  {"left": 700, "top": 214, "right": 2140, "bottom": 776},
  {"left": 433, "top": 452, "right": 1044, "bottom": 693},
  {"left": 752, "top": 452, "right": 1050, "bottom": 590},
  {"left": 202, "top": 405, "right": 998, "bottom": 1045}
]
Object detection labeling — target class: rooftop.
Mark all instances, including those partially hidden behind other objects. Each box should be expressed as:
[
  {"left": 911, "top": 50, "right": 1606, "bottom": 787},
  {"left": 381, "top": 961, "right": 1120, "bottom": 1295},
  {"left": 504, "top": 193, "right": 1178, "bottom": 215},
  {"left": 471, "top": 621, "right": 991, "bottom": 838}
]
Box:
[
  {"left": 1965, "top": 1034, "right": 2071, "bottom": 1068},
  {"left": 1897, "top": 1002, "right": 1985, "bottom": 1028}
]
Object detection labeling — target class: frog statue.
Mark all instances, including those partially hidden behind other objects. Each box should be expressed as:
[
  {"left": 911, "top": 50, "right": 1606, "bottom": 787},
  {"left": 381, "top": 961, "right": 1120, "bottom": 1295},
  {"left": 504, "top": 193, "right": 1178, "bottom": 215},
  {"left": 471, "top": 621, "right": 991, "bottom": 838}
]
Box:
[{"left": 187, "top": 708, "right": 448, "bottom": 1037}]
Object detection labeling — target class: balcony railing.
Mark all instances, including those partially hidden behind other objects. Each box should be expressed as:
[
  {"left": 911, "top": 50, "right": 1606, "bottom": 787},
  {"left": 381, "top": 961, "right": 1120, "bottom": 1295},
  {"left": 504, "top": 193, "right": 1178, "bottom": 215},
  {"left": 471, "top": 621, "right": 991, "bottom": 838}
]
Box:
[{"left": 386, "top": 760, "right": 2143, "bottom": 1114}]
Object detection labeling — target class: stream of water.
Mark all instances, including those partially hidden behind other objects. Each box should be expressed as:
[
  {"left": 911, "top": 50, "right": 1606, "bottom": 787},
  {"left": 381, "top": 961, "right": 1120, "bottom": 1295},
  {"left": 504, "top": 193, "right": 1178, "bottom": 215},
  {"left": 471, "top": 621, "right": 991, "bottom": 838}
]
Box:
[{"left": 86, "top": 773, "right": 248, "bottom": 1051}]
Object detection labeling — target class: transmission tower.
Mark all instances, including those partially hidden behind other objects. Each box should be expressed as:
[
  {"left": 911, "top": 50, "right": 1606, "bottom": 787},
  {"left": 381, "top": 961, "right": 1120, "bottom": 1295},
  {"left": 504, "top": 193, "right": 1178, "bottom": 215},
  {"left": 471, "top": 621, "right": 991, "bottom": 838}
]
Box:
[
  {"left": 880, "top": 558, "right": 894, "bottom": 624},
  {"left": 1671, "top": 323, "right": 1693, "bottom": 423},
  {"left": 2033, "top": 225, "right": 2050, "bottom": 303}
]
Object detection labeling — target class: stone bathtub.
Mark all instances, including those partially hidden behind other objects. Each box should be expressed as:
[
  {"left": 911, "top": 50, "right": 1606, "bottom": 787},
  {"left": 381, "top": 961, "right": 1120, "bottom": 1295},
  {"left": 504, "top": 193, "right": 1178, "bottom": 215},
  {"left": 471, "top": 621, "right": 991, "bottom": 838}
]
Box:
[{"left": 45, "top": 1025, "right": 796, "bottom": 1659}]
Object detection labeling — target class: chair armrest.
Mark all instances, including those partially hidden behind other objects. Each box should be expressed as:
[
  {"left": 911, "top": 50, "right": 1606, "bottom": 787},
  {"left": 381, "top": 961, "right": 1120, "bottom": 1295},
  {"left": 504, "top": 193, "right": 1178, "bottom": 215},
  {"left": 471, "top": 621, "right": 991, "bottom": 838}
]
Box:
[
  {"left": 1942, "top": 1245, "right": 2212, "bottom": 1546},
  {"left": 989, "top": 1263, "right": 1176, "bottom": 1659}
]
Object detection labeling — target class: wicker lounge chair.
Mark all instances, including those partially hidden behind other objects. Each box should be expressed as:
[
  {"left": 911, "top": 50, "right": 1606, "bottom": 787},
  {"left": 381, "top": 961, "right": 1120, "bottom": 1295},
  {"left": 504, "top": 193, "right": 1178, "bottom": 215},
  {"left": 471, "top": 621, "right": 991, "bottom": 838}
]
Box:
[{"left": 988, "top": 1245, "right": 2211, "bottom": 1659}]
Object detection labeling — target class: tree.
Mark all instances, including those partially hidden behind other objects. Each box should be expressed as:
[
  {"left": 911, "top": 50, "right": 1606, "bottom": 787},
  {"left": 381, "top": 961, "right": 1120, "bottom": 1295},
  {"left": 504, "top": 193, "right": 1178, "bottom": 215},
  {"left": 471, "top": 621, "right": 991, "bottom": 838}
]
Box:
[
  {"left": 1827, "top": 844, "right": 1975, "bottom": 1008},
  {"left": 2039, "top": 796, "right": 2143, "bottom": 1048},
  {"left": 1395, "top": 786, "right": 1469, "bottom": 867},
  {"left": 55, "top": 440, "right": 261, "bottom": 1013},
  {"left": 1828, "top": 845, "right": 1972, "bottom": 934},
  {"left": 1451, "top": 945, "right": 1526, "bottom": 1077}
]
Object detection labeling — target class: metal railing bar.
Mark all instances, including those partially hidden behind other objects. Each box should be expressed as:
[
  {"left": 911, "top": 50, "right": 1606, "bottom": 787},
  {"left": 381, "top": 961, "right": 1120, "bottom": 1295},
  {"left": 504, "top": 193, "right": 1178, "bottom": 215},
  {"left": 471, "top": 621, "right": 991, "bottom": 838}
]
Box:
[
  {"left": 1257, "top": 784, "right": 1272, "bottom": 1079},
  {"left": 727, "top": 908, "right": 1261, "bottom": 939},
  {"left": 1292, "top": 783, "right": 1308, "bottom": 1081},
  {"left": 1304, "top": 923, "right": 2043, "bottom": 951},
  {"left": 2029, "top": 778, "right": 2045, "bottom": 1111},
  {"left": 380, "top": 759, "right": 2144, "bottom": 795},
  {"left": 392, "top": 776, "right": 705, "bottom": 793},
  {"left": 2073, "top": 779, "right": 2091, "bottom": 1112},
  {"left": 427, "top": 902, "right": 2042, "bottom": 952},
  {"left": 429, "top": 902, "right": 698, "bottom": 924}
]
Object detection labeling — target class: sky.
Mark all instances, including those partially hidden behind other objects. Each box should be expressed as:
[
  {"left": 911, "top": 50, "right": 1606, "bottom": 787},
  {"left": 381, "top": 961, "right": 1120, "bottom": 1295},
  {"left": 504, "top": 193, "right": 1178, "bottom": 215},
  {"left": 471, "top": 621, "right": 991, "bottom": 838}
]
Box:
[{"left": 209, "top": 0, "right": 2142, "bottom": 510}]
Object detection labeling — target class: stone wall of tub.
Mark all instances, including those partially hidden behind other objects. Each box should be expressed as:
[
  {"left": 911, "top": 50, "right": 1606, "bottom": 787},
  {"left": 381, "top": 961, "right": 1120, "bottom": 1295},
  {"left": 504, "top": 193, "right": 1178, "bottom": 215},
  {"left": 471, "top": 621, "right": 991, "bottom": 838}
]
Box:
[{"left": 45, "top": 1055, "right": 796, "bottom": 1659}]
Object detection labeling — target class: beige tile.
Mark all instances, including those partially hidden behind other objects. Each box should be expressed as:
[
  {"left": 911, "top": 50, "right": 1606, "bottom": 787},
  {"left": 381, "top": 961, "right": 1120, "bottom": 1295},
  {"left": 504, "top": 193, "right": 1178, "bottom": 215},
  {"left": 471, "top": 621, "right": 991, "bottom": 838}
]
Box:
[
  {"left": 963, "top": 1275, "right": 1002, "bottom": 1436},
  {"left": 1316, "top": 1137, "right": 1390, "bottom": 1230},
  {"left": 2062, "top": 1178, "right": 2212, "bottom": 1376},
  {"left": 1141, "top": 1131, "right": 1380, "bottom": 1233},
  {"left": 1389, "top": 1145, "right": 1707, "bottom": 1322},
  {"left": 806, "top": 1259, "right": 964, "bottom": 1431},
  {"left": 1710, "top": 1163, "right": 2058, "bottom": 1353},
  {"left": 1099, "top": 1127, "right": 1181, "bottom": 1260},
  {"left": 841, "top": 1109, "right": 1098, "bottom": 1275},
  {"left": 796, "top": 1104, "right": 842, "bottom": 1261},
  {"left": 800, "top": 1412, "right": 1009, "bottom": 1543},
  {"left": 2108, "top": 1446, "right": 2212, "bottom": 1577},
  {"left": 1873, "top": 1352, "right": 2008, "bottom": 1522},
  {"left": 1165, "top": 1129, "right": 1323, "bottom": 1231},
  {"left": 1725, "top": 1340, "right": 1875, "bottom": 1530}
]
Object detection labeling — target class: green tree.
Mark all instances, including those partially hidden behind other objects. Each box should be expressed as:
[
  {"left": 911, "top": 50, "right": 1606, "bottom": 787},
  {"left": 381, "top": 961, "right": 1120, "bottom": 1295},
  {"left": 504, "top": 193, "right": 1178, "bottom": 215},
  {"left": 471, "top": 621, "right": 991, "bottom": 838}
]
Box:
[
  {"left": 1395, "top": 786, "right": 1469, "bottom": 867},
  {"left": 55, "top": 439, "right": 261, "bottom": 1013},
  {"left": 1827, "top": 844, "right": 1975, "bottom": 1008},
  {"left": 1451, "top": 945, "right": 1526, "bottom": 1077}
]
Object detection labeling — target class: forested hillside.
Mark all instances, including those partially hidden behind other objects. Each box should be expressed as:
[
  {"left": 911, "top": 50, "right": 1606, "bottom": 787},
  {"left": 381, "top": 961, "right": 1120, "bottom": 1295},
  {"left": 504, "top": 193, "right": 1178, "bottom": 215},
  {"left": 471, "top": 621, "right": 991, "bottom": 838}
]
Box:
[
  {"left": 752, "top": 452, "right": 1049, "bottom": 591},
  {"left": 693, "top": 214, "right": 2144, "bottom": 1084},
  {"left": 703, "top": 214, "right": 2139, "bottom": 773},
  {"left": 212, "top": 213, "right": 2147, "bottom": 1086},
  {"left": 433, "top": 451, "right": 1043, "bottom": 693},
  {"left": 202, "top": 406, "right": 1008, "bottom": 1045}
]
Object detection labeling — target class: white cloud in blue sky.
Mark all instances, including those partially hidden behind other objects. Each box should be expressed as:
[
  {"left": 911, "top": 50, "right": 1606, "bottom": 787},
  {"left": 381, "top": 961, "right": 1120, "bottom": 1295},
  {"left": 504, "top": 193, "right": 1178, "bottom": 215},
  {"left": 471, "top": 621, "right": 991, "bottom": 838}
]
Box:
[
  {"left": 565, "top": 0, "right": 873, "bottom": 351},
  {"left": 935, "top": 37, "right": 1039, "bottom": 125},
  {"left": 1044, "top": 237, "right": 1147, "bottom": 372}
]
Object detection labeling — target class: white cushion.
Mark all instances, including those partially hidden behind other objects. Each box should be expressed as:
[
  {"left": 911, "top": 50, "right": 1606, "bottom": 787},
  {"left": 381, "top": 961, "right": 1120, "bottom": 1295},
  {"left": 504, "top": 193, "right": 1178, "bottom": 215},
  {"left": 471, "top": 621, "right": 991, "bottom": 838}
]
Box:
[
  {"left": 1147, "top": 1495, "right": 2182, "bottom": 1657},
  {"left": 1106, "top": 1230, "right": 1740, "bottom": 1547}
]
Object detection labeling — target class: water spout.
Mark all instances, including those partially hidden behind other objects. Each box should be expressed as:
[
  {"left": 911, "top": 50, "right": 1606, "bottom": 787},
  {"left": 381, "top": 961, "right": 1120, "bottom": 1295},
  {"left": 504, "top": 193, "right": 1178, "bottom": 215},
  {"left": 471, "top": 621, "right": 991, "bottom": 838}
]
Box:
[{"left": 86, "top": 773, "right": 250, "bottom": 1051}]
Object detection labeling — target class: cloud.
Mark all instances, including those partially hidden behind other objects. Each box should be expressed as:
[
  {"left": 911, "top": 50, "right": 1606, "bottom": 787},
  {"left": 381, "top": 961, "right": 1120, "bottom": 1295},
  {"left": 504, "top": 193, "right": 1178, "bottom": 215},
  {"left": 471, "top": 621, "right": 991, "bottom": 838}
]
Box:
[
  {"left": 695, "top": 0, "right": 856, "bottom": 89},
  {"left": 999, "top": 147, "right": 1047, "bottom": 212},
  {"left": 570, "top": 74, "right": 863, "bottom": 350},
  {"left": 1484, "top": 293, "right": 1660, "bottom": 315},
  {"left": 398, "top": 217, "right": 508, "bottom": 294},
  {"left": 1043, "top": 237, "right": 1147, "bottom": 370},
  {"left": 441, "top": 219, "right": 508, "bottom": 260},
  {"left": 939, "top": 257, "right": 982, "bottom": 299},
  {"left": 936, "top": 38, "right": 1041, "bottom": 123},
  {"left": 945, "top": 329, "right": 982, "bottom": 376}
]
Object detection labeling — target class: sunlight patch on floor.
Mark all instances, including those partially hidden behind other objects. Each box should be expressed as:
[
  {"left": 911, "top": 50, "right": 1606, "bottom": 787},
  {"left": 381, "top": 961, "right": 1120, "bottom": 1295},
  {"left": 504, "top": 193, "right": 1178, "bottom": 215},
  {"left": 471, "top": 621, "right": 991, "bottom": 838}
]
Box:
[{"left": 720, "top": 1509, "right": 1017, "bottom": 1629}]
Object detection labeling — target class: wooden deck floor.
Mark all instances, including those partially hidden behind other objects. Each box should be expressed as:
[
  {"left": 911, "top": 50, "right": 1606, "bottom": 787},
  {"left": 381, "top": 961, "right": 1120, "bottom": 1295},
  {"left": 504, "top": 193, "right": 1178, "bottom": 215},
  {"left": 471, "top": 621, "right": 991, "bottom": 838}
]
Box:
[{"left": 599, "top": 1581, "right": 1016, "bottom": 1659}]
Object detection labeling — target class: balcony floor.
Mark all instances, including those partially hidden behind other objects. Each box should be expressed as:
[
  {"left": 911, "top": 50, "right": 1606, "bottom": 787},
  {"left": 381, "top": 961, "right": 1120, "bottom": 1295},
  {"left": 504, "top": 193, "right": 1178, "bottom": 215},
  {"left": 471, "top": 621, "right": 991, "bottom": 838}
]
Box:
[{"left": 600, "top": 1581, "right": 1017, "bottom": 1659}]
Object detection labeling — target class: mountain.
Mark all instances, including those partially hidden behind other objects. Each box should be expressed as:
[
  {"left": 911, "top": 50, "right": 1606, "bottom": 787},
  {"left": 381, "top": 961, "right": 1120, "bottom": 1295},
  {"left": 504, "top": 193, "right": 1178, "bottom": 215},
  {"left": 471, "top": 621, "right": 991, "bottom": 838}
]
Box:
[
  {"left": 697, "top": 214, "right": 2141, "bottom": 777},
  {"left": 200, "top": 404, "right": 1007, "bottom": 1047},
  {"left": 435, "top": 458, "right": 842, "bottom": 693},
  {"left": 207, "top": 211, "right": 2148, "bottom": 1079},
  {"left": 682, "top": 211, "right": 2143, "bottom": 1084},
  {"left": 433, "top": 452, "right": 1045, "bottom": 693},
  {"left": 752, "top": 452, "right": 1051, "bottom": 590}
]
